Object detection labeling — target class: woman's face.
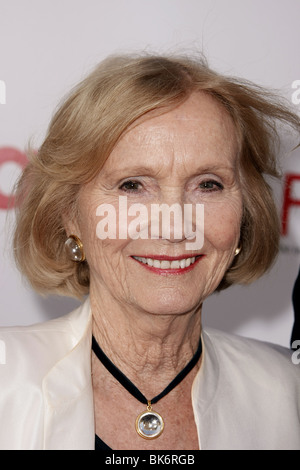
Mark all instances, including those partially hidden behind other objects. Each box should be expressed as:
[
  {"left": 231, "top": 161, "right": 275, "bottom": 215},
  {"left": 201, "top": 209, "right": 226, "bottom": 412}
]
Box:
[{"left": 71, "top": 92, "right": 243, "bottom": 316}]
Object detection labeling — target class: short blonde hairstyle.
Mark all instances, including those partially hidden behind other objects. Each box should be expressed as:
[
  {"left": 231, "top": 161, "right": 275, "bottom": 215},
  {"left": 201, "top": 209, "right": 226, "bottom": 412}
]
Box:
[{"left": 13, "top": 53, "right": 300, "bottom": 298}]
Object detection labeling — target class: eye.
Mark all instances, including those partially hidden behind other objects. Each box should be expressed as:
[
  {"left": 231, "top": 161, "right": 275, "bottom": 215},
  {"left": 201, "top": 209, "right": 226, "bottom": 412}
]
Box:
[
  {"left": 199, "top": 180, "right": 224, "bottom": 192},
  {"left": 119, "top": 180, "right": 142, "bottom": 193}
]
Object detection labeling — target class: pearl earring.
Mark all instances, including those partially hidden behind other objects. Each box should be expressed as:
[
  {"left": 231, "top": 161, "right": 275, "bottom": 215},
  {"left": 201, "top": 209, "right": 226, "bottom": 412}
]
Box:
[
  {"left": 65, "top": 235, "right": 85, "bottom": 262},
  {"left": 234, "top": 247, "right": 241, "bottom": 256}
]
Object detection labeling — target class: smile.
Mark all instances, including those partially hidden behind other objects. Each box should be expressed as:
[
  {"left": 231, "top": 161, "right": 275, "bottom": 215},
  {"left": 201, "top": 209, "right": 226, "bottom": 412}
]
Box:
[{"left": 131, "top": 255, "right": 203, "bottom": 274}]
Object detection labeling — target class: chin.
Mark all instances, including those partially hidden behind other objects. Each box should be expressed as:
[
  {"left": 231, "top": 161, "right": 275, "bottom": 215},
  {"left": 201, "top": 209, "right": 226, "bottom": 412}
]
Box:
[{"left": 138, "top": 295, "right": 200, "bottom": 317}]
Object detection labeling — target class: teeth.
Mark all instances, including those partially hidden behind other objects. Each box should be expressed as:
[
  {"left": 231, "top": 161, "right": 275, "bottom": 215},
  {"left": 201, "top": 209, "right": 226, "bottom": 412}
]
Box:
[
  {"left": 179, "top": 259, "right": 186, "bottom": 269},
  {"left": 171, "top": 260, "right": 180, "bottom": 269},
  {"left": 133, "top": 256, "right": 197, "bottom": 269}
]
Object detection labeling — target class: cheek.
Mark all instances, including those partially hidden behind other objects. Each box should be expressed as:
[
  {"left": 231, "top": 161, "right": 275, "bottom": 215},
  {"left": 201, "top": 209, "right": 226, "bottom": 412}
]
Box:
[
  {"left": 204, "top": 200, "right": 242, "bottom": 250},
  {"left": 76, "top": 200, "right": 131, "bottom": 278}
]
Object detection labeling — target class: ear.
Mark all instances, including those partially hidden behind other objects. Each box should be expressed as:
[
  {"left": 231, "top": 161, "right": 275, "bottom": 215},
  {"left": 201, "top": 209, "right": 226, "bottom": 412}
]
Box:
[{"left": 62, "top": 209, "right": 81, "bottom": 239}]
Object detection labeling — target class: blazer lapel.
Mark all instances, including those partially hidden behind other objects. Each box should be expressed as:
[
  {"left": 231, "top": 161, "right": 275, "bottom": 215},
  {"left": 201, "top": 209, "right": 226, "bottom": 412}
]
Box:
[{"left": 42, "top": 300, "right": 95, "bottom": 450}]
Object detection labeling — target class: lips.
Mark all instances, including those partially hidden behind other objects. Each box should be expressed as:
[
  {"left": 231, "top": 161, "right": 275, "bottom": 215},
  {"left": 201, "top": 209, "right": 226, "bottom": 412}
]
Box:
[{"left": 131, "top": 254, "right": 203, "bottom": 274}]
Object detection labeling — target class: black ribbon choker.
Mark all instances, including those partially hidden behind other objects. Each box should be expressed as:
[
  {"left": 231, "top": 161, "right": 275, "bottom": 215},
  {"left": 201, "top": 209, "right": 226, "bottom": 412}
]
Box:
[{"left": 92, "top": 334, "right": 202, "bottom": 440}]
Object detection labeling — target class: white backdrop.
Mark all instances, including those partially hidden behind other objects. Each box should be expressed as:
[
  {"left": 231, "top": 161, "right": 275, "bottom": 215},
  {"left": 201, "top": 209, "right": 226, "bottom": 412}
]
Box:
[{"left": 0, "top": 0, "right": 299, "bottom": 347}]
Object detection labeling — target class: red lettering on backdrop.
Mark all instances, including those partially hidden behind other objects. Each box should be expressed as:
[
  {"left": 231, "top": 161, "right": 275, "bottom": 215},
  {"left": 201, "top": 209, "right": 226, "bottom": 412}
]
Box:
[
  {"left": 281, "top": 173, "right": 300, "bottom": 236},
  {"left": 0, "top": 147, "right": 27, "bottom": 209}
]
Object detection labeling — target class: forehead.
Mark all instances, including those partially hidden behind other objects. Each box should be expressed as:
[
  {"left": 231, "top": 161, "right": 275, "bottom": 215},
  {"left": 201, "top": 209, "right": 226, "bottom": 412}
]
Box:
[{"left": 104, "top": 92, "right": 239, "bottom": 171}]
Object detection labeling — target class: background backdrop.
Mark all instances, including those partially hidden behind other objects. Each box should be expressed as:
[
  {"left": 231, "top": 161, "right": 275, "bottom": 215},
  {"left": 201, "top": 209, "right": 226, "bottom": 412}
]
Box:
[{"left": 0, "top": 0, "right": 299, "bottom": 347}]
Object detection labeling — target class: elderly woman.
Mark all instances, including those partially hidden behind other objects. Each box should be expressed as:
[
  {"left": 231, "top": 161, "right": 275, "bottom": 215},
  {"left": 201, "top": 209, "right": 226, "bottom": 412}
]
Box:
[{"left": 1, "top": 54, "right": 300, "bottom": 450}]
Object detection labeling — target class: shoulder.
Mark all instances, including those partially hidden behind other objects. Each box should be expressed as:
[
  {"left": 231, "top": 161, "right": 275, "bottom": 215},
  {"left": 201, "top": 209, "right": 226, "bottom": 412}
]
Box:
[
  {"left": 0, "top": 298, "right": 93, "bottom": 449},
  {"left": 203, "top": 327, "right": 300, "bottom": 386},
  {"left": 196, "top": 328, "right": 300, "bottom": 449},
  {"left": 0, "top": 298, "right": 91, "bottom": 376}
]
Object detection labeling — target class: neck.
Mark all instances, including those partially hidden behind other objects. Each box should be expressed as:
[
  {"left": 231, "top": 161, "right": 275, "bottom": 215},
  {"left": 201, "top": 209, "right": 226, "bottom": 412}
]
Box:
[{"left": 90, "top": 283, "right": 202, "bottom": 395}]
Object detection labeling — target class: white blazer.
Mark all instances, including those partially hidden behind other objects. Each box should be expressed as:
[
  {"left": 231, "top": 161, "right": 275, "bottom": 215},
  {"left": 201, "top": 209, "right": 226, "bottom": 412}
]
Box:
[{"left": 0, "top": 298, "right": 299, "bottom": 450}]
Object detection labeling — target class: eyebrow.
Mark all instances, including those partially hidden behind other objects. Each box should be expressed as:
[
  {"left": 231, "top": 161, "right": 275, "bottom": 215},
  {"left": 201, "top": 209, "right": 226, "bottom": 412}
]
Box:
[
  {"left": 108, "top": 163, "right": 235, "bottom": 174},
  {"left": 118, "top": 165, "right": 156, "bottom": 174},
  {"left": 103, "top": 165, "right": 161, "bottom": 178},
  {"left": 191, "top": 164, "right": 236, "bottom": 174},
  {"left": 102, "top": 160, "right": 238, "bottom": 184}
]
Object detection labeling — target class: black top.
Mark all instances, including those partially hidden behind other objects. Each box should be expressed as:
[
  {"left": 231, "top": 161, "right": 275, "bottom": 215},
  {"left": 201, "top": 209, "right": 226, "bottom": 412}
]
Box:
[{"left": 95, "top": 434, "right": 112, "bottom": 451}]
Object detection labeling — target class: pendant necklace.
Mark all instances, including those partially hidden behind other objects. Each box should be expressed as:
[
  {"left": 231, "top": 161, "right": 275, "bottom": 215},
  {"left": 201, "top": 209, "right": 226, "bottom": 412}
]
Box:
[{"left": 92, "top": 335, "right": 202, "bottom": 440}]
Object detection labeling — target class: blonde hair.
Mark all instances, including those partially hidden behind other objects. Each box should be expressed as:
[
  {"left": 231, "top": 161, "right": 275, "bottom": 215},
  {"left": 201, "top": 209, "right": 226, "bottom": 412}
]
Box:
[{"left": 13, "top": 53, "right": 300, "bottom": 298}]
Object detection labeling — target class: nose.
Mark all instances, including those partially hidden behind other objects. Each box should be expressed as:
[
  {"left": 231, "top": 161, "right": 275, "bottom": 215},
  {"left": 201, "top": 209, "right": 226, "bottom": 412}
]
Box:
[
  {"left": 150, "top": 201, "right": 187, "bottom": 243},
  {"left": 148, "top": 185, "right": 186, "bottom": 243},
  {"left": 149, "top": 188, "right": 204, "bottom": 250}
]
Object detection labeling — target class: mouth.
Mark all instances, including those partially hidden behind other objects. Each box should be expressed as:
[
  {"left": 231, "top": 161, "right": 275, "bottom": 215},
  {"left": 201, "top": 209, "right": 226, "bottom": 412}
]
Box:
[{"left": 131, "top": 254, "right": 204, "bottom": 274}]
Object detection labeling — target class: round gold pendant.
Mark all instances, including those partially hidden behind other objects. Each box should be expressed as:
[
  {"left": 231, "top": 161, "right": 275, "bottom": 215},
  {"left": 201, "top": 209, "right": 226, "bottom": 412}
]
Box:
[{"left": 135, "top": 403, "right": 164, "bottom": 439}]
